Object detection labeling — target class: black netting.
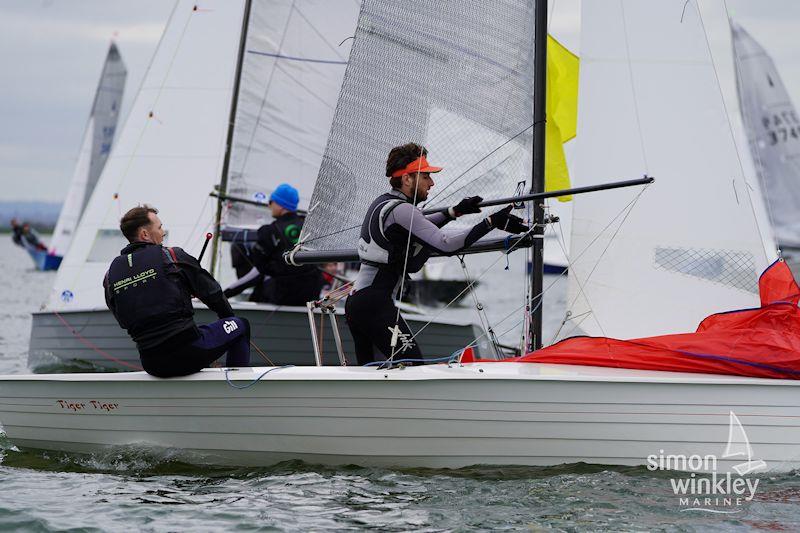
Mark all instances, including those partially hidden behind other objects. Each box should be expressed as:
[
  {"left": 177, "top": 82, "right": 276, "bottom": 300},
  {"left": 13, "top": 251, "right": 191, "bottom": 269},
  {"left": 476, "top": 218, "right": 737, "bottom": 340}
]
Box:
[
  {"left": 301, "top": 0, "right": 536, "bottom": 250},
  {"left": 654, "top": 247, "right": 758, "bottom": 293}
]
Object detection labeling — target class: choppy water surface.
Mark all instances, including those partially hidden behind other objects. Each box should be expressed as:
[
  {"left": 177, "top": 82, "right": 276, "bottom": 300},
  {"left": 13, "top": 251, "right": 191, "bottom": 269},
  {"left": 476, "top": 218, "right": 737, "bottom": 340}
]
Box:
[{"left": 1, "top": 238, "right": 799, "bottom": 531}]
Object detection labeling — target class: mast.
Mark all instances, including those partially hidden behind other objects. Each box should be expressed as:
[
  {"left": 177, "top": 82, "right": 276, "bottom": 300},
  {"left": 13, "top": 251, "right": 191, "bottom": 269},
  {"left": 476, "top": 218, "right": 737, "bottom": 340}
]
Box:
[
  {"left": 210, "top": 0, "right": 253, "bottom": 275},
  {"left": 528, "top": 0, "right": 547, "bottom": 352}
]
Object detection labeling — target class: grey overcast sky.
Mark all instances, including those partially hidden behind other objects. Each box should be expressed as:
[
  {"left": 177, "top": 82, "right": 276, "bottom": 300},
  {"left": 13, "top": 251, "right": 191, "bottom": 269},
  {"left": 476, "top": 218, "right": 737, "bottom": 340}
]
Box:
[{"left": 1, "top": 0, "right": 799, "bottom": 203}]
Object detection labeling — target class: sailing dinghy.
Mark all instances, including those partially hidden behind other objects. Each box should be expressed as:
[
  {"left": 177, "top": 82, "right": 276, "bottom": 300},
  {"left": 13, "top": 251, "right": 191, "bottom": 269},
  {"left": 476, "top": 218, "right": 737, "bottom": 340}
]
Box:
[
  {"left": 24, "top": 42, "right": 126, "bottom": 271},
  {"left": 4, "top": 0, "right": 800, "bottom": 472},
  {"left": 27, "top": 0, "right": 482, "bottom": 371}
]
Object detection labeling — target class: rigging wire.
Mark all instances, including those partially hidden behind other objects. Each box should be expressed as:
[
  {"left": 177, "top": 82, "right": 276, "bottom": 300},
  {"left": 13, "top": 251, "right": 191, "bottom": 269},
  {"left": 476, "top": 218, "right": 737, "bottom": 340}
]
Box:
[
  {"left": 389, "top": 147, "right": 424, "bottom": 361},
  {"left": 457, "top": 255, "right": 502, "bottom": 357},
  {"left": 560, "top": 183, "right": 651, "bottom": 339},
  {"left": 424, "top": 123, "right": 534, "bottom": 206},
  {"left": 698, "top": 0, "right": 776, "bottom": 264},
  {"left": 618, "top": 0, "right": 651, "bottom": 174},
  {"left": 405, "top": 222, "right": 538, "bottom": 346}
]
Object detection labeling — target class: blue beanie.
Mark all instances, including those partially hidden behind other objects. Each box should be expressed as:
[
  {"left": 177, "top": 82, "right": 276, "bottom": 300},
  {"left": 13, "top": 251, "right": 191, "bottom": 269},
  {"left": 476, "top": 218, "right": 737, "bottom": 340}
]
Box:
[{"left": 269, "top": 183, "right": 299, "bottom": 211}]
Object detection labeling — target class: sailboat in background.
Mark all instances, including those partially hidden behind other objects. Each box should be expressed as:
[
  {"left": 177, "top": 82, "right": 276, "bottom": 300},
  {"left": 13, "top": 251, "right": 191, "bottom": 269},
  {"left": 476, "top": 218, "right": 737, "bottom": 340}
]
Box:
[
  {"left": 23, "top": 42, "right": 126, "bottom": 272},
  {"left": 27, "top": 0, "right": 481, "bottom": 371},
  {"left": 731, "top": 20, "right": 800, "bottom": 258},
  {"left": 3, "top": 0, "right": 800, "bottom": 471}
]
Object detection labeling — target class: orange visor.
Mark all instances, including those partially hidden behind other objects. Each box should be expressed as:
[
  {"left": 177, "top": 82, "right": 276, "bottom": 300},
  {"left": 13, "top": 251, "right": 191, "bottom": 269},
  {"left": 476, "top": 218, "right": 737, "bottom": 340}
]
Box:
[{"left": 390, "top": 156, "right": 443, "bottom": 178}]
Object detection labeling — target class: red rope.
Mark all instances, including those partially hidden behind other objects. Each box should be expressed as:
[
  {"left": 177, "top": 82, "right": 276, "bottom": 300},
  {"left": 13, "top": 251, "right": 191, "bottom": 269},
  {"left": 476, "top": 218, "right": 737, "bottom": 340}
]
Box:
[{"left": 52, "top": 311, "right": 143, "bottom": 371}]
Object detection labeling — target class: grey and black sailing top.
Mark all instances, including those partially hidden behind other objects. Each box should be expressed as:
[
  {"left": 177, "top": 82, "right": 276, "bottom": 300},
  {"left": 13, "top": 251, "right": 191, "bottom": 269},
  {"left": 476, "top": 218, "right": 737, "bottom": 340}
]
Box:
[{"left": 355, "top": 189, "right": 491, "bottom": 292}]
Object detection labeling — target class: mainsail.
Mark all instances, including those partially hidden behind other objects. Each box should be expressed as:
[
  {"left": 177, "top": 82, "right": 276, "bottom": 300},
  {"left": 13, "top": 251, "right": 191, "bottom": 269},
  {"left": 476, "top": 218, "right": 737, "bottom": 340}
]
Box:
[
  {"left": 49, "top": 42, "right": 126, "bottom": 258},
  {"left": 564, "top": 0, "right": 776, "bottom": 340},
  {"left": 299, "top": 0, "right": 537, "bottom": 253},
  {"left": 224, "top": 0, "right": 360, "bottom": 231},
  {"left": 732, "top": 21, "right": 800, "bottom": 250}
]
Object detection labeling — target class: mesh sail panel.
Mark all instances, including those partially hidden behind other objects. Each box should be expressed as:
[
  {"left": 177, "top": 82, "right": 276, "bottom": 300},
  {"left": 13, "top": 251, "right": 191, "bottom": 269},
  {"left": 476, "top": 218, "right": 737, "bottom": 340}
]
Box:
[{"left": 301, "top": 0, "right": 536, "bottom": 251}]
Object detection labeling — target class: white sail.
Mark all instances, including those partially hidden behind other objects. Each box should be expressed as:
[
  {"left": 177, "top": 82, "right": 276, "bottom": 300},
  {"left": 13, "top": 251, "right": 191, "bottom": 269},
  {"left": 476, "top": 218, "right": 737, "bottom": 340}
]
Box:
[
  {"left": 47, "top": 0, "right": 246, "bottom": 311},
  {"left": 732, "top": 21, "right": 800, "bottom": 250},
  {"left": 564, "top": 0, "right": 776, "bottom": 340},
  {"left": 50, "top": 43, "right": 127, "bottom": 258},
  {"left": 50, "top": 121, "right": 93, "bottom": 257},
  {"left": 224, "top": 0, "right": 360, "bottom": 230}
]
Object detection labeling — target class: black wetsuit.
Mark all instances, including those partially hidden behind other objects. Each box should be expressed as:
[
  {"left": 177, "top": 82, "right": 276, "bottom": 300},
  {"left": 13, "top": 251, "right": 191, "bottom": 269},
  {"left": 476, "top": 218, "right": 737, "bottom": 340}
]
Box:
[
  {"left": 225, "top": 212, "right": 323, "bottom": 306},
  {"left": 345, "top": 189, "right": 492, "bottom": 365},
  {"left": 11, "top": 225, "right": 23, "bottom": 247},
  {"left": 104, "top": 241, "right": 250, "bottom": 377}
]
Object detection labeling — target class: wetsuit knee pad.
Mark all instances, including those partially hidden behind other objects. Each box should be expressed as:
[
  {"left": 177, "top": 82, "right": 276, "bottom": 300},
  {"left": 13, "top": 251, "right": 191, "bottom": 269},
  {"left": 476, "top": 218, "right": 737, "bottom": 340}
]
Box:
[{"left": 235, "top": 316, "right": 251, "bottom": 337}]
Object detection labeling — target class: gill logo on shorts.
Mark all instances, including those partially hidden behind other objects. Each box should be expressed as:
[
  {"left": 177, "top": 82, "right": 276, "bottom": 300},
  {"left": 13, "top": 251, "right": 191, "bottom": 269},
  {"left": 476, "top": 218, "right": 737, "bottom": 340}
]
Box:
[
  {"left": 223, "top": 320, "right": 238, "bottom": 334},
  {"left": 284, "top": 224, "right": 301, "bottom": 245}
]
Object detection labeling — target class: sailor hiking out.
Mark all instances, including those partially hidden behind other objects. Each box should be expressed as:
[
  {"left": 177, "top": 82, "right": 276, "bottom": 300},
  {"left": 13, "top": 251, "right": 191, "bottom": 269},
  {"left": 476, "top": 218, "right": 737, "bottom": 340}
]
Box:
[
  {"left": 346, "top": 143, "right": 528, "bottom": 366},
  {"left": 224, "top": 183, "right": 324, "bottom": 305},
  {"left": 104, "top": 205, "right": 250, "bottom": 377}
]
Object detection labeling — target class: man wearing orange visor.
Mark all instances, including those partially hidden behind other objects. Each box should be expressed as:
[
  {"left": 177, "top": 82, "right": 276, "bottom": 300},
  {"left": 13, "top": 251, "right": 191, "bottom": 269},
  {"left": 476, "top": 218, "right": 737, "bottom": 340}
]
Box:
[{"left": 345, "top": 142, "right": 528, "bottom": 366}]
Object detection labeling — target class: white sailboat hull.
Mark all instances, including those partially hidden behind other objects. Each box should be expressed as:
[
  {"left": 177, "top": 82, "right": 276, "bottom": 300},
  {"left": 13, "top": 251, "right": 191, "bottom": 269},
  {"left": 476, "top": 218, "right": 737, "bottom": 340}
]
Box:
[{"left": 2, "top": 363, "right": 798, "bottom": 471}]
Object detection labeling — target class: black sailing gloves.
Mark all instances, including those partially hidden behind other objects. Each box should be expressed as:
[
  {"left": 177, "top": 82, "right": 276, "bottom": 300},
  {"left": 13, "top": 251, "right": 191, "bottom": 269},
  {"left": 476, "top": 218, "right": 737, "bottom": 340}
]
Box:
[
  {"left": 486, "top": 205, "right": 529, "bottom": 234},
  {"left": 448, "top": 196, "right": 484, "bottom": 218}
]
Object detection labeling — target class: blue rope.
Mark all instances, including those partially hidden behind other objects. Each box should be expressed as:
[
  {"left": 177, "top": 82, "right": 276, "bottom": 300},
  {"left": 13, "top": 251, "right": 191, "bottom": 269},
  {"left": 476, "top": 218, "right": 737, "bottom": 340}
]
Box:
[{"left": 224, "top": 365, "right": 294, "bottom": 389}]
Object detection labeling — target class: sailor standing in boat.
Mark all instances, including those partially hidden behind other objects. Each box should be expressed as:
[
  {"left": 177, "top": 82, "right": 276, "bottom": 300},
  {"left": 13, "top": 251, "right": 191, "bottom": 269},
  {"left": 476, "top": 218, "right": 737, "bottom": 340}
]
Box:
[
  {"left": 224, "top": 183, "right": 324, "bottom": 305},
  {"left": 104, "top": 205, "right": 250, "bottom": 377},
  {"left": 346, "top": 143, "right": 528, "bottom": 366}
]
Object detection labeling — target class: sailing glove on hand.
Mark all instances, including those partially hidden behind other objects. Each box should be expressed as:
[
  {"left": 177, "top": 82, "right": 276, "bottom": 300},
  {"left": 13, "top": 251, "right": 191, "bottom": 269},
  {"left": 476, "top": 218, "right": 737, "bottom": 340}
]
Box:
[
  {"left": 448, "top": 196, "right": 483, "bottom": 218},
  {"left": 487, "top": 205, "right": 528, "bottom": 234}
]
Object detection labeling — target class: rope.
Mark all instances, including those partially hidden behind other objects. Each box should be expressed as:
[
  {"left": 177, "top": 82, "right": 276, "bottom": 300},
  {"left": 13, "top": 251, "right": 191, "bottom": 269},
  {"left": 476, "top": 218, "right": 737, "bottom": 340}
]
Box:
[
  {"left": 389, "top": 146, "right": 425, "bottom": 361},
  {"left": 249, "top": 340, "right": 275, "bottom": 366},
  {"left": 52, "top": 311, "right": 143, "bottom": 371},
  {"left": 224, "top": 365, "right": 294, "bottom": 389},
  {"left": 619, "top": 0, "right": 650, "bottom": 174},
  {"left": 697, "top": 1, "right": 776, "bottom": 264}
]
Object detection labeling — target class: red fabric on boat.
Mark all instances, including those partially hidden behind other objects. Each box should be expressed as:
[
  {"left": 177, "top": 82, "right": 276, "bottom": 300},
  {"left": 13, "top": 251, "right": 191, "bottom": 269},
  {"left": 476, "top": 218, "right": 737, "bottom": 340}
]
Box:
[{"left": 509, "top": 260, "right": 800, "bottom": 379}]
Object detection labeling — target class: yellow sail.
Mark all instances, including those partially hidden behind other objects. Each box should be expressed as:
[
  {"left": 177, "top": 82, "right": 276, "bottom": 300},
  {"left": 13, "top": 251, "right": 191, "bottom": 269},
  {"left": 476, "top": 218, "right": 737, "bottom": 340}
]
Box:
[{"left": 546, "top": 35, "right": 579, "bottom": 201}]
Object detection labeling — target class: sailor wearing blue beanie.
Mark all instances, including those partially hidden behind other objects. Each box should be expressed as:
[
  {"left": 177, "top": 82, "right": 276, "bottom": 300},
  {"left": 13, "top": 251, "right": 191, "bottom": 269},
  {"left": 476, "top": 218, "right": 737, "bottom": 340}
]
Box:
[
  {"left": 224, "top": 182, "right": 323, "bottom": 306},
  {"left": 269, "top": 183, "right": 299, "bottom": 212}
]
